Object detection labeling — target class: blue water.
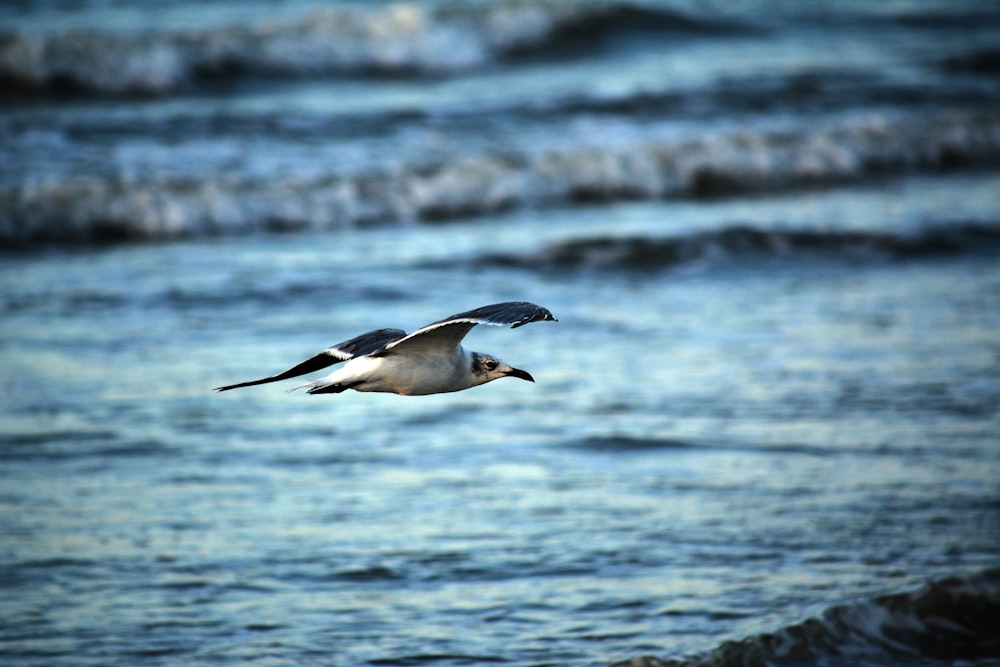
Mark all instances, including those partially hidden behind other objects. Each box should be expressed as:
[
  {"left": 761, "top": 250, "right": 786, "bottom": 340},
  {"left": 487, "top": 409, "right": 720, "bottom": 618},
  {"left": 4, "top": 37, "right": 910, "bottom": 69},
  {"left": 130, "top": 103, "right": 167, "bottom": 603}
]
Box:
[{"left": 2, "top": 2, "right": 1000, "bottom": 666}]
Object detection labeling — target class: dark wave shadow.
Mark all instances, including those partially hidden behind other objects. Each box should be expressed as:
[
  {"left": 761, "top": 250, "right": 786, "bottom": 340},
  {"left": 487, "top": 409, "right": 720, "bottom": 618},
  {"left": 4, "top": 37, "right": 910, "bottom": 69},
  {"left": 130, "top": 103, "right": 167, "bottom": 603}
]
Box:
[
  {"left": 474, "top": 221, "right": 1000, "bottom": 274},
  {"left": 610, "top": 568, "right": 1000, "bottom": 667}
]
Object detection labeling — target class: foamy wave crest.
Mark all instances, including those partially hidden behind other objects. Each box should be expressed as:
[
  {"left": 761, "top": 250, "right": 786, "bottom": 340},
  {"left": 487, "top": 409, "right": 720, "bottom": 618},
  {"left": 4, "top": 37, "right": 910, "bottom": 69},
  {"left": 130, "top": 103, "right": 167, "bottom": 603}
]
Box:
[
  {"left": 610, "top": 569, "right": 1000, "bottom": 667},
  {"left": 3, "top": 109, "right": 999, "bottom": 245},
  {"left": 0, "top": 1, "right": 734, "bottom": 96}
]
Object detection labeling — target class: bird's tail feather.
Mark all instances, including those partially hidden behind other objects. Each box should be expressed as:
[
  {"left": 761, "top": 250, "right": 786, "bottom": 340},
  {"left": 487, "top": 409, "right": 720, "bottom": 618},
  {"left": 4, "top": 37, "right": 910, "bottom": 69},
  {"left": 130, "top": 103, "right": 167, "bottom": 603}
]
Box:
[
  {"left": 288, "top": 379, "right": 362, "bottom": 395},
  {"left": 306, "top": 381, "right": 362, "bottom": 395}
]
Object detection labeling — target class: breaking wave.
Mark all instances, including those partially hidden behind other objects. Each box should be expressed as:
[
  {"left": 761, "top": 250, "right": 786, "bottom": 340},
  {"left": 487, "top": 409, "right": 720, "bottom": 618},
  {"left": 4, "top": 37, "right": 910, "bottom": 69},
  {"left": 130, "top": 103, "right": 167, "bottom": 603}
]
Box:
[
  {"left": 0, "top": 1, "right": 744, "bottom": 96},
  {"left": 3, "top": 108, "right": 999, "bottom": 246},
  {"left": 610, "top": 568, "right": 1000, "bottom": 667},
  {"left": 479, "top": 222, "right": 1000, "bottom": 273}
]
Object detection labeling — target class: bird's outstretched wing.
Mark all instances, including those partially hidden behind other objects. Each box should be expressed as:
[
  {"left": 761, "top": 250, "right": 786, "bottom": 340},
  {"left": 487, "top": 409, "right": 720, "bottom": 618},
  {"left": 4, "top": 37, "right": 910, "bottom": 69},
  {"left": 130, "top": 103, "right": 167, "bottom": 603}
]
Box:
[
  {"left": 372, "top": 302, "right": 556, "bottom": 358},
  {"left": 214, "top": 327, "right": 406, "bottom": 392}
]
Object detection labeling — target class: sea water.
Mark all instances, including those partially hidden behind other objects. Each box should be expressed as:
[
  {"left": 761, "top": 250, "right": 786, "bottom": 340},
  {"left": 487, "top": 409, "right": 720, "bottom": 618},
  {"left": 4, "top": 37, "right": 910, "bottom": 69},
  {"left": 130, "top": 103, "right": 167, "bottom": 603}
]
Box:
[{"left": 2, "top": 2, "right": 999, "bottom": 666}]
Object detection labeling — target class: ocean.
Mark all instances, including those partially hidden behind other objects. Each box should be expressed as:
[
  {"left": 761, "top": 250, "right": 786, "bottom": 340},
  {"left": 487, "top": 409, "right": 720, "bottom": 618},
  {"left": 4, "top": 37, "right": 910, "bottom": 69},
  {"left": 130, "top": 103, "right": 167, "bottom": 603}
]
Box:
[{"left": 1, "top": 1, "right": 999, "bottom": 666}]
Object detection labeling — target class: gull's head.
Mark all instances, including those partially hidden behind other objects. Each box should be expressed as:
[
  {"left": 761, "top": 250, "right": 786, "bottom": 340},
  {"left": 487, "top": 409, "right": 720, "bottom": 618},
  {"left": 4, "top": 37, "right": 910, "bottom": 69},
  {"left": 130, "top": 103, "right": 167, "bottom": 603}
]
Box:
[{"left": 471, "top": 352, "right": 534, "bottom": 385}]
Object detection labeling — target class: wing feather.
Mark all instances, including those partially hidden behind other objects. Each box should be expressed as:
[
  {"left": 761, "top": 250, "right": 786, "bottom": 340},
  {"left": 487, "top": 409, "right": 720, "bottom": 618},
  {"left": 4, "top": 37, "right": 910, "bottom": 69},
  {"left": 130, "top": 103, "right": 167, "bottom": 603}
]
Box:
[
  {"left": 214, "top": 327, "right": 406, "bottom": 391},
  {"left": 372, "top": 302, "right": 556, "bottom": 358}
]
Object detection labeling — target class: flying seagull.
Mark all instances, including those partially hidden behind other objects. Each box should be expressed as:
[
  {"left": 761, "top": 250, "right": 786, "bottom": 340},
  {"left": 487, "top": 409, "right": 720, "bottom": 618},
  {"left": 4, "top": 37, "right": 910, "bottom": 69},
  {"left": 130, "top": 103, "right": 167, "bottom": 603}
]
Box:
[{"left": 214, "top": 301, "right": 557, "bottom": 396}]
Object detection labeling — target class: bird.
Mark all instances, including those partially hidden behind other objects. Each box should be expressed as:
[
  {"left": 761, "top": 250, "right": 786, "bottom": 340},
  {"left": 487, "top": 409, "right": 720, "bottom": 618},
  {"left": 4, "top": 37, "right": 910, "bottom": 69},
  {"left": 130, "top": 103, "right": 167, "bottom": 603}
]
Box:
[{"left": 214, "top": 301, "right": 556, "bottom": 396}]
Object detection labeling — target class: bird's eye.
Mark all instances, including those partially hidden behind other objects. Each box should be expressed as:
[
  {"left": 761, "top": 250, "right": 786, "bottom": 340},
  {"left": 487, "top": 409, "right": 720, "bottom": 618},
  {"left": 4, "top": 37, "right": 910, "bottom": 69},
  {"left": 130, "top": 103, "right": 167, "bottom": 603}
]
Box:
[{"left": 484, "top": 359, "right": 498, "bottom": 371}]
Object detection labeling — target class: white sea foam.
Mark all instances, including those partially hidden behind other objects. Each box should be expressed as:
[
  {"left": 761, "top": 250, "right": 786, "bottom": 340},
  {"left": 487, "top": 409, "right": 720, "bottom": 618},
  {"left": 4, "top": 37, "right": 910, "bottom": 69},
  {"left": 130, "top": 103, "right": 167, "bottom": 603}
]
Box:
[
  {"left": 1, "top": 2, "right": 693, "bottom": 95},
  {"left": 3, "top": 109, "right": 997, "bottom": 245}
]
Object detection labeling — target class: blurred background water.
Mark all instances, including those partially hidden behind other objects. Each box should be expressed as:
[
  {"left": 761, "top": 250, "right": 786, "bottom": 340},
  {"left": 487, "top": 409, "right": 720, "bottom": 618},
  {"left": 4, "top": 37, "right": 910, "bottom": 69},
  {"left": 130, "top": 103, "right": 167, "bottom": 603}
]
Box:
[{"left": 2, "top": 1, "right": 999, "bottom": 666}]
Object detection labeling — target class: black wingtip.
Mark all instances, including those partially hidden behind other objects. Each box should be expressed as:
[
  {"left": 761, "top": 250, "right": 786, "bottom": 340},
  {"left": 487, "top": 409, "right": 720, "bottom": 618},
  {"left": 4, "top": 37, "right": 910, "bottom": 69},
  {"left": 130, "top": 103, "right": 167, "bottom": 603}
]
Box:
[
  {"left": 510, "top": 304, "right": 558, "bottom": 328},
  {"left": 213, "top": 382, "right": 254, "bottom": 392}
]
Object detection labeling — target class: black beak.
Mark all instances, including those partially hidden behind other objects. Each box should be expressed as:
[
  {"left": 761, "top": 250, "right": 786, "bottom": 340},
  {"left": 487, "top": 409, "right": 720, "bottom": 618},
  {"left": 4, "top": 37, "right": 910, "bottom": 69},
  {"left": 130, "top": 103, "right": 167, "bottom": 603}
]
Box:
[{"left": 505, "top": 367, "right": 535, "bottom": 382}]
